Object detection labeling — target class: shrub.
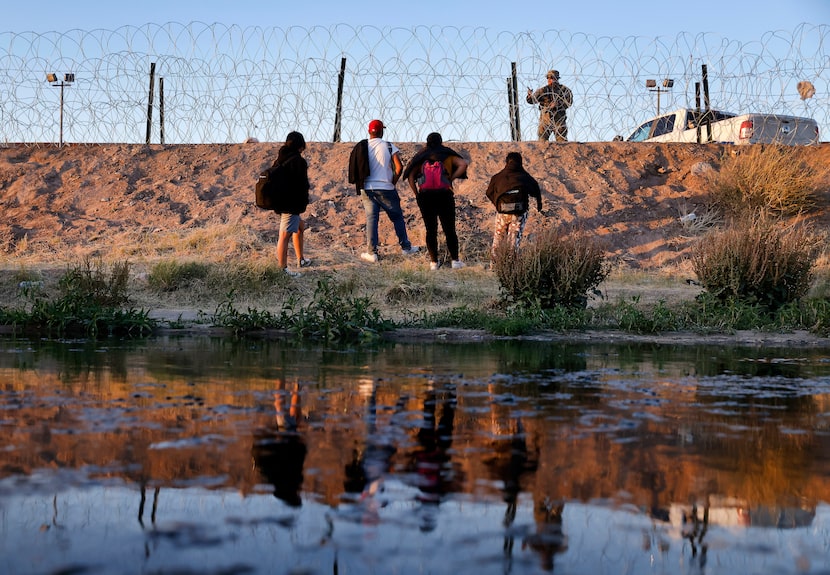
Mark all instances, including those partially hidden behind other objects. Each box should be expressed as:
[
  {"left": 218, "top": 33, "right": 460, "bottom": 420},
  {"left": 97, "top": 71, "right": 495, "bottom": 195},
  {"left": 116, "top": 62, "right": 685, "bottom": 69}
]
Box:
[
  {"left": 692, "top": 218, "right": 818, "bottom": 310},
  {"left": 492, "top": 225, "right": 609, "bottom": 309},
  {"left": 677, "top": 203, "right": 723, "bottom": 236},
  {"left": 709, "top": 145, "right": 821, "bottom": 216}
]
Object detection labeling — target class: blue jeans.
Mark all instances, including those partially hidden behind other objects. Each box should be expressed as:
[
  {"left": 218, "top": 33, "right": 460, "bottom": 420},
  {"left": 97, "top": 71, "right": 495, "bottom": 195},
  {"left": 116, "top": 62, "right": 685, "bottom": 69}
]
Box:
[{"left": 361, "top": 188, "right": 412, "bottom": 253}]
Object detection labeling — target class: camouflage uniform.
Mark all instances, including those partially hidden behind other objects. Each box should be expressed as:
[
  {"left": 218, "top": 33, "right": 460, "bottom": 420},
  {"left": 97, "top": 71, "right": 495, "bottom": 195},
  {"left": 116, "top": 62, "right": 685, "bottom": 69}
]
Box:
[
  {"left": 527, "top": 71, "right": 573, "bottom": 142},
  {"left": 492, "top": 211, "right": 530, "bottom": 256}
]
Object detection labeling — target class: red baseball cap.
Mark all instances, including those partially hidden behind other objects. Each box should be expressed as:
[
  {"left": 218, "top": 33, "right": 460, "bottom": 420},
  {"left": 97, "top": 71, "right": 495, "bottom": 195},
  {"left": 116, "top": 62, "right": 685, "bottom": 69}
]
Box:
[{"left": 368, "top": 119, "right": 384, "bottom": 133}]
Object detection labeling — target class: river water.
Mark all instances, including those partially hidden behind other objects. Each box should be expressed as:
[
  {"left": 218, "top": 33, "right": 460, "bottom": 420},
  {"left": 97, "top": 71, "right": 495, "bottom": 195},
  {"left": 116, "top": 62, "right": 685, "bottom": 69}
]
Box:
[{"left": 1, "top": 336, "right": 829, "bottom": 574}]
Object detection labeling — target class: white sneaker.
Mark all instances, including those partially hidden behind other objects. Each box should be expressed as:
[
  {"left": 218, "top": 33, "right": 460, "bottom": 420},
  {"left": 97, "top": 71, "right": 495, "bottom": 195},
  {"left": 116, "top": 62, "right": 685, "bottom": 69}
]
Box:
[
  {"left": 401, "top": 245, "right": 420, "bottom": 255},
  {"left": 360, "top": 252, "right": 379, "bottom": 263},
  {"left": 283, "top": 268, "right": 302, "bottom": 278},
  {"left": 429, "top": 261, "right": 440, "bottom": 271},
  {"left": 451, "top": 260, "right": 465, "bottom": 269}
]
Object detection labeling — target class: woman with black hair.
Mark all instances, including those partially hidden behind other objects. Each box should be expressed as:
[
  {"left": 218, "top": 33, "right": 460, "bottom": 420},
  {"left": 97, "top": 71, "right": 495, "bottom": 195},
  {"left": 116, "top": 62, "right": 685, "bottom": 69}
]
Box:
[
  {"left": 272, "top": 131, "right": 311, "bottom": 277},
  {"left": 402, "top": 132, "right": 469, "bottom": 270}
]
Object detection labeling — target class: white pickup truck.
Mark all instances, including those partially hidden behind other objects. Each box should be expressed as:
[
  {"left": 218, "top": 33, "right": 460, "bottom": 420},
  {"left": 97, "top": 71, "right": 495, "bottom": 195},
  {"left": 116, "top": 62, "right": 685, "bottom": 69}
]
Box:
[{"left": 624, "top": 108, "right": 820, "bottom": 145}]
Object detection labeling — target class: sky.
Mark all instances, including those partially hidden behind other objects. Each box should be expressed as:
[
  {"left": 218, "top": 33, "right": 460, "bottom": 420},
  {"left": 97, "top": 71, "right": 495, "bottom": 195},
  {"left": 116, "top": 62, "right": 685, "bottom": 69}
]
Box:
[
  {"left": 3, "top": 0, "right": 828, "bottom": 40},
  {"left": 3, "top": 0, "right": 827, "bottom": 143}
]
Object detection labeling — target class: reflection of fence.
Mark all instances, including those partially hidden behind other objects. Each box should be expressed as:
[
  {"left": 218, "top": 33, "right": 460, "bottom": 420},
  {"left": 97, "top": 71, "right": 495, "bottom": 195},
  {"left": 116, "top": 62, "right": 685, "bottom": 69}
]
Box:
[{"left": 1, "top": 23, "right": 826, "bottom": 144}]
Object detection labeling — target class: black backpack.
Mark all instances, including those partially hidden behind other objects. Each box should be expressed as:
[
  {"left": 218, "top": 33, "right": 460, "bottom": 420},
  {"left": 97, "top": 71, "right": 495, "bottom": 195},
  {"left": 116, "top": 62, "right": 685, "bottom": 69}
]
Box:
[
  {"left": 255, "top": 162, "right": 284, "bottom": 210},
  {"left": 496, "top": 189, "right": 528, "bottom": 214}
]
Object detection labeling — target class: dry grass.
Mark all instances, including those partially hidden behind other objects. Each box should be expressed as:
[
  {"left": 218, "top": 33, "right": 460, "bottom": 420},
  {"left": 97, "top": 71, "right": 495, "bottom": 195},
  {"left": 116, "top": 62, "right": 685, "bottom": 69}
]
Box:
[
  {"left": 492, "top": 224, "right": 610, "bottom": 308},
  {"left": 708, "top": 145, "right": 827, "bottom": 217},
  {"left": 2, "top": 210, "right": 824, "bottom": 327},
  {"left": 676, "top": 201, "right": 724, "bottom": 236},
  {"left": 1, "top": 259, "right": 497, "bottom": 325},
  {"left": 1, "top": 223, "right": 271, "bottom": 268},
  {"left": 0, "top": 217, "right": 505, "bottom": 324},
  {"left": 0, "top": 215, "right": 714, "bottom": 326},
  {"left": 692, "top": 217, "right": 820, "bottom": 308},
  {"left": 807, "top": 244, "right": 830, "bottom": 298}
]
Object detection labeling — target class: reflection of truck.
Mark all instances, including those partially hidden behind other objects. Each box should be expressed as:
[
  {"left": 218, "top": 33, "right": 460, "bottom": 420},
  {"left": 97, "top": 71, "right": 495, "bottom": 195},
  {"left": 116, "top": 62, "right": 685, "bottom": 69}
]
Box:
[{"left": 624, "top": 108, "right": 820, "bottom": 145}]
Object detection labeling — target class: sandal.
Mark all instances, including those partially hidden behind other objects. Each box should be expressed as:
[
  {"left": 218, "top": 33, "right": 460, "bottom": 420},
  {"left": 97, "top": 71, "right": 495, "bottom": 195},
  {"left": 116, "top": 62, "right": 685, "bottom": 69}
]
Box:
[{"left": 298, "top": 258, "right": 312, "bottom": 268}]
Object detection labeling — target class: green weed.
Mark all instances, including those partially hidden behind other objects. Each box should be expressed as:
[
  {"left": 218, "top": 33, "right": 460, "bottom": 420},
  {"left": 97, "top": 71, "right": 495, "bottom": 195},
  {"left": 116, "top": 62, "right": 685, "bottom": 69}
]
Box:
[
  {"left": 3, "top": 258, "right": 155, "bottom": 337},
  {"left": 207, "top": 276, "right": 394, "bottom": 342}
]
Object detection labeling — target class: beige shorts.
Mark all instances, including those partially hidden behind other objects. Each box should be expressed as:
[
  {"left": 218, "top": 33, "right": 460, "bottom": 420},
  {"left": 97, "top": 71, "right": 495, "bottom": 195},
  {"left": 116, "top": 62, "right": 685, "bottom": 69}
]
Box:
[{"left": 279, "top": 213, "right": 301, "bottom": 234}]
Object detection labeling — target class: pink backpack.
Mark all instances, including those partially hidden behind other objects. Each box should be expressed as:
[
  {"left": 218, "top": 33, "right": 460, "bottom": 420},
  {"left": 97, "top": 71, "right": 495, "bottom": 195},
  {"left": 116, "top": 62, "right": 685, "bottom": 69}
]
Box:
[{"left": 420, "top": 160, "right": 451, "bottom": 190}]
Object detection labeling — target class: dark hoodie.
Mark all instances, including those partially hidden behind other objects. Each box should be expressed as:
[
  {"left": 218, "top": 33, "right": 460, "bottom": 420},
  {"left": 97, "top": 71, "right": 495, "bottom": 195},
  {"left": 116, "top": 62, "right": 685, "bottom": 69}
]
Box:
[
  {"left": 485, "top": 154, "right": 542, "bottom": 213},
  {"left": 273, "top": 143, "right": 310, "bottom": 215}
]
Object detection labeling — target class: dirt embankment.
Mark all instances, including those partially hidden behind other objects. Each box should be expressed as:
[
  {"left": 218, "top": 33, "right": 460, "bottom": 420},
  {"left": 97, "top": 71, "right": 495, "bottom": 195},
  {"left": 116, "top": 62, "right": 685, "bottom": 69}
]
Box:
[
  {"left": 4, "top": 141, "right": 830, "bottom": 346},
  {"left": 5, "top": 141, "right": 829, "bottom": 272}
]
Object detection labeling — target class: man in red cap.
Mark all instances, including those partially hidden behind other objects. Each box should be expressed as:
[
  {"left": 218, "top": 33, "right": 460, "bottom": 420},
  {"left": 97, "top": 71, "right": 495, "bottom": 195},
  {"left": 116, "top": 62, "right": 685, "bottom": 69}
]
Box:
[{"left": 348, "top": 119, "right": 419, "bottom": 262}]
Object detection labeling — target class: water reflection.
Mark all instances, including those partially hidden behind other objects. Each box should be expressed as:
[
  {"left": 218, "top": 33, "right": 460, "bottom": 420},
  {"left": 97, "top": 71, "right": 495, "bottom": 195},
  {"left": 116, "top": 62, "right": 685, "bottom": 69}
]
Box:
[
  {"left": 409, "top": 383, "right": 458, "bottom": 508},
  {"left": 342, "top": 379, "right": 402, "bottom": 514},
  {"left": 1, "top": 336, "right": 830, "bottom": 574},
  {"left": 251, "top": 378, "right": 306, "bottom": 507}
]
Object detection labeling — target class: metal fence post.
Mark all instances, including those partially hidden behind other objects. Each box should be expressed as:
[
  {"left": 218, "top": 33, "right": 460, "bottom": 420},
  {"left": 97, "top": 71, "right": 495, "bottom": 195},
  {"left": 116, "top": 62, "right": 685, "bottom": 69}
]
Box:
[
  {"left": 333, "top": 57, "right": 346, "bottom": 142},
  {"left": 146, "top": 62, "right": 156, "bottom": 144}
]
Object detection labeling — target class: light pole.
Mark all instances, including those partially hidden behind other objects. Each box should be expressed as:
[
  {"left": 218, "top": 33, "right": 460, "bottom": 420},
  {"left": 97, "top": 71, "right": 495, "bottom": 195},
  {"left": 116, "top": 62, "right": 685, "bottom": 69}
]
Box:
[
  {"left": 46, "top": 73, "right": 74, "bottom": 146},
  {"left": 646, "top": 78, "right": 673, "bottom": 116}
]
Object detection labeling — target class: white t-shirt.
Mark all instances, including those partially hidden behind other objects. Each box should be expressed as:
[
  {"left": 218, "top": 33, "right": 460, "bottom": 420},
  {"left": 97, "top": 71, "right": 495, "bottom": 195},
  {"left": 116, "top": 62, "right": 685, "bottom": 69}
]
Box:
[{"left": 364, "top": 137, "right": 399, "bottom": 191}]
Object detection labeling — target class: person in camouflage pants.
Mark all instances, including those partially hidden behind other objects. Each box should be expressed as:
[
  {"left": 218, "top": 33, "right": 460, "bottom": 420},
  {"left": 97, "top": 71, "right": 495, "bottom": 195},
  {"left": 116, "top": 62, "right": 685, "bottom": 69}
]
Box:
[{"left": 526, "top": 70, "right": 573, "bottom": 142}]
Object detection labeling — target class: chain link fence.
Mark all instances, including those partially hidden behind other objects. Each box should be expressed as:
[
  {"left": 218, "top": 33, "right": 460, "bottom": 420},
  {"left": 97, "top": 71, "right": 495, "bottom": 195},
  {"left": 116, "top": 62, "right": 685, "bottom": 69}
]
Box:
[{"left": 1, "top": 23, "right": 826, "bottom": 144}]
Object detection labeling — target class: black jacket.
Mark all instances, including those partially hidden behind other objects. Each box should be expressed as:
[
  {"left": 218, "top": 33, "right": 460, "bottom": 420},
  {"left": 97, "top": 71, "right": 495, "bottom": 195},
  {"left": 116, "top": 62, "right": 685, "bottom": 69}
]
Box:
[
  {"left": 273, "top": 146, "right": 310, "bottom": 214},
  {"left": 485, "top": 160, "right": 542, "bottom": 212},
  {"left": 347, "top": 139, "right": 370, "bottom": 193}
]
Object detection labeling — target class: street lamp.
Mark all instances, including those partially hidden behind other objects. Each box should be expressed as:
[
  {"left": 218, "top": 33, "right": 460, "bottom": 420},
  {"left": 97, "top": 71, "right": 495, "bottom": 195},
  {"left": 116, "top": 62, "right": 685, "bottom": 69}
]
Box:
[
  {"left": 46, "top": 73, "right": 74, "bottom": 146},
  {"left": 646, "top": 78, "right": 673, "bottom": 116}
]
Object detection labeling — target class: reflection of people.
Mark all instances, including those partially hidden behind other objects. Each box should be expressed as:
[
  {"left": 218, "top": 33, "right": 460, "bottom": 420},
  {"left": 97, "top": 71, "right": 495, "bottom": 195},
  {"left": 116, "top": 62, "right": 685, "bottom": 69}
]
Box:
[
  {"left": 483, "top": 410, "right": 539, "bottom": 568},
  {"left": 484, "top": 416, "right": 538, "bottom": 522},
  {"left": 251, "top": 379, "right": 307, "bottom": 507},
  {"left": 403, "top": 133, "right": 469, "bottom": 270},
  {"left": 523, "top": 499, "right": 568, "bottom": 571},
  {"left": 343, "top": 380, "right": 402, "bottom": 502},
  {"left": 343, "top": 380, "right": 411, "bottom": 527},
  {"left": 348, "top": 119, "right": 420, "bottom": 263},
  {"left": 406, "top": 383, "right": 459, "bottom": 531},
  {"left": 485, "top": 152, "right": 543, "bottom": 258},
  {"left": 526, "top": 70, "right": 573, "bottom": 142},
  {"left": 273, "top": 131, "right": 311, "bottom": 277}
]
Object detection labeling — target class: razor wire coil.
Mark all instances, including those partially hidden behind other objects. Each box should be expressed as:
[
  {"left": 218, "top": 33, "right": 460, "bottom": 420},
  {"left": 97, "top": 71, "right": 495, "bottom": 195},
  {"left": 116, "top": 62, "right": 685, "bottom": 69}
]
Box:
[{"left": 0, "top": 22, "right": 827, "bottom": 145}]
